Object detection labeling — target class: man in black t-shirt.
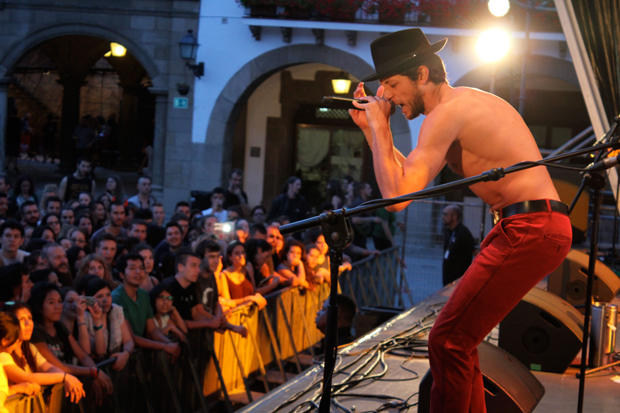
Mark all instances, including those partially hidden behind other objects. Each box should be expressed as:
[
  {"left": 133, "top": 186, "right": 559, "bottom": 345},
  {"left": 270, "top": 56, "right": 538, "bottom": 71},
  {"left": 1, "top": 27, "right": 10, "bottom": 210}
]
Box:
[
  {"left": 194, "top": 241, "right": 248, "bottom": 337},
  {"left": 161, "top": 248, "right": 224, "bottom": 330},
  {"left": 442, "top": 205, "right": 475, "bottom": 286},
  {"left": 58, "top": 159, "right": 95, "bottom": 202}
]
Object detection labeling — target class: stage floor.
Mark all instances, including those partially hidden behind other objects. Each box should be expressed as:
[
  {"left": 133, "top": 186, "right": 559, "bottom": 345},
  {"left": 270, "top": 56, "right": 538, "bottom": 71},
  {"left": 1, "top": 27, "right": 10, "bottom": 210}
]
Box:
[{"left": 239, "top": 284, "right": 620, "bottom": 413}]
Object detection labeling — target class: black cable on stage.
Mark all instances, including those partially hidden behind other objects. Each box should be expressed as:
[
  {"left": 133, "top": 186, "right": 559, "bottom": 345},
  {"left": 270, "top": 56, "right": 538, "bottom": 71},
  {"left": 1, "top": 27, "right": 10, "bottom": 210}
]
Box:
[{"left": 273, "top": 304, "right": 445, "bottom": 412}]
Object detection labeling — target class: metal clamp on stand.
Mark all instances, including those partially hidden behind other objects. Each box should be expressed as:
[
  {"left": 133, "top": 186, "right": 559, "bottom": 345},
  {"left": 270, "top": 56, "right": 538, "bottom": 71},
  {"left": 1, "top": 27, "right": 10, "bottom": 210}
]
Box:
[{"left": 317, "top": 209, "right": 353, "bottom": 413}]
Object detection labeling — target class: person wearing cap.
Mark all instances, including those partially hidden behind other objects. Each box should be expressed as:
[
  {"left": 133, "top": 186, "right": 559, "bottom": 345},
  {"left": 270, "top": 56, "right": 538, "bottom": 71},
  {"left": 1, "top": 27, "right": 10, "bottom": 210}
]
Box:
[{"left": 350, "top": 28, "right": 572, "bottom": 412}]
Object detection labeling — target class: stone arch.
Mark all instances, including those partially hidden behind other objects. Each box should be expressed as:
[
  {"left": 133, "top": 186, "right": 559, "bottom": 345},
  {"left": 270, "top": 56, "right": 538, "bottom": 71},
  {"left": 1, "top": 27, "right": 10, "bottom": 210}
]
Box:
[
  {"left": 206, "top": 44, "right": 412, "bottom": 179},
  {"left": 453, "top": 54, "right": 579, "bottom": 89},
  {"left": 0, "top": 22, "right": 162, "bottom": 87}
]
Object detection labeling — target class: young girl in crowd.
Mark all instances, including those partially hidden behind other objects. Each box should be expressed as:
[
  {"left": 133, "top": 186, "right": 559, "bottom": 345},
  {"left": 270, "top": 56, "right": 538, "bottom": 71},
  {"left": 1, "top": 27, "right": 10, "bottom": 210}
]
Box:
[
  {"left": 277, "top": 240, "right": 310, "bottom": 289},
  {"left": 40, "top": 213, "right": 62, "bottom": 237},
  {"left": 2, "top": 303, "right": 85, "bottom": 404},
  {"left": 90, "top": 201, "right": 107, "bottom": 232},
  {"left": 105, "top": 175, "right": 125, "bottom": 204},
  {"left": 0, "top": 311, "right": 39, "bottom": 411},
  {"left": 31, "top": 225, "right": 56, "bottom": 243},
  {"left": 59, "top": 289, "right": 91, "bottom": 354},
  {"left": 78, "top": 275, "right": 134, "bottom": 371},
  {"left": 75, "top": 214, "right": 93, "bottom": 240},
  {"left": 27, "top": 282, "right": 114, "bottom": 398},
  {"left": 305, "top": 244, "right": 331, "bottom": 285},
  {"left": 66, "top": 246, "right": 86, "bottom": 280},
  {"left": 244, "top": 238, "right": 282, "bottom": 295},
  {"left": 11, "top": 175, "right": 38, "bottom": 208},
  {"left": 306, "top": 228, "right": 352, "bottom": 276},
  {"left": 219, "top": 241, "right": 266, "bottom": 311},
  {"left": 132, "top": 243, "right": 159, "bottom": 291},
  {"left": 74, "top": 253, "right": 116, "bottom": 289},
  {"left": 68, "top": 228, "right": 87, "bottom": 250},
  {"left": 149, "top": 283, "right": 188, "bottom": 342}
]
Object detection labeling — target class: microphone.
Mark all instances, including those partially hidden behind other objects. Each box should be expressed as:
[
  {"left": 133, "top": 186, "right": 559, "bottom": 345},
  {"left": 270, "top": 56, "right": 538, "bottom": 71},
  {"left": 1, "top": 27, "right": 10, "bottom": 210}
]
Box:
[
  {"left": 322, "top": 96, "right": 397, "bottom": 115},
  {"left": 586, "top": 155, "right": 620, "bottom": 172}
]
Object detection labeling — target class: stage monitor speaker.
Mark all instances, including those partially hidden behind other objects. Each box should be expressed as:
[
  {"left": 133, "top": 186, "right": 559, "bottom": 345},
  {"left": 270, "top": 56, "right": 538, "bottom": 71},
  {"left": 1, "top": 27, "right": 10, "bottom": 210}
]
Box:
[
  {"left": 548, "top": 249, "right": 620, "bottom": 310},
  {"left": 499, "top": 287, "right": 583, "bottom": 373},
  {"left": 418, "top": 341, "right": 545, "bottom": 413}
]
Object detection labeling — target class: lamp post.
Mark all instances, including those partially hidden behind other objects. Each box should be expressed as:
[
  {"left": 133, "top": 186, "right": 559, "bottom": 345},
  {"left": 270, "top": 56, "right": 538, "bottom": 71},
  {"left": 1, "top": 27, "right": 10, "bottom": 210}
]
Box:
[{"left": 178, "top": 30, "right": 204, "bottom": 78}]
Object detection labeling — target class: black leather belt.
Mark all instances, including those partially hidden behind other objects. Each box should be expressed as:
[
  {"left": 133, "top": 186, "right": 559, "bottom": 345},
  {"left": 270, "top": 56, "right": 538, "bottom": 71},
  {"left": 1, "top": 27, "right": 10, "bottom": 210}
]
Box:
[{"left": 492, "top": 199, "right": 569, "bottom": 225}]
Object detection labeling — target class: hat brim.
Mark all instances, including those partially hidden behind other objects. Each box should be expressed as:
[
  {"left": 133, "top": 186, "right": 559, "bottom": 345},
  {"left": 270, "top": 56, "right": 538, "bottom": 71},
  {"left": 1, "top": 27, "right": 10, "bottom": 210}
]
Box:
[{"left": 361, "top": 38, "right": 448, "bottom": 82}]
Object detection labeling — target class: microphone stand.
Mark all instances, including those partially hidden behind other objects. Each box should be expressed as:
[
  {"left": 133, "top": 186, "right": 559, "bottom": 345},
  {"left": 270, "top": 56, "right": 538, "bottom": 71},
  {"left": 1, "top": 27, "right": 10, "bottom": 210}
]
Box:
[
  {"left": 279, "top": 139, "right": 620, "bottom": 413},
  {"left": 571, "top": 116, "right": 620, "bottom": 413}
]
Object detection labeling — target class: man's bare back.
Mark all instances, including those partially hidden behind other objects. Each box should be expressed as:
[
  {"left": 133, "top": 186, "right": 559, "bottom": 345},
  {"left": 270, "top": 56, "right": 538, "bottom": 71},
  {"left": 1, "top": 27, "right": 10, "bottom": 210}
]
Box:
[
  {"left": 434, "top": 86, "right": 559, "bottom": 210},
  {"left": 352, "top": 78, "right": 559, "bottom": 211}
]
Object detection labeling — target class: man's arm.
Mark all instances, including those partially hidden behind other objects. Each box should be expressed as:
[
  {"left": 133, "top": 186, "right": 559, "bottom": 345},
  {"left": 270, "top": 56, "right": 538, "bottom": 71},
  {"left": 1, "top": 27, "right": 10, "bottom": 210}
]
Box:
[
  {"left": 189, "top": 304, "right": 224, "bottom": 329},
  {"left": 356, "top": 87, "right": 456, "bottom": 212},
  {"left": 58, "top": 177, "right": 68, "bottom": 201},
  {"left": 351, "top": 83, "right": 407, "bottom": 166}
]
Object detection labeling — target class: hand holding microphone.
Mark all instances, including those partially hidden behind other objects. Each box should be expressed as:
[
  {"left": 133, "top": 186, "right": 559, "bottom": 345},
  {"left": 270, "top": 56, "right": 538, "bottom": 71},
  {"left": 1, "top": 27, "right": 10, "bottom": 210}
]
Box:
[{"left": 322, "top": 96, "right": 397, "bottom": 115}]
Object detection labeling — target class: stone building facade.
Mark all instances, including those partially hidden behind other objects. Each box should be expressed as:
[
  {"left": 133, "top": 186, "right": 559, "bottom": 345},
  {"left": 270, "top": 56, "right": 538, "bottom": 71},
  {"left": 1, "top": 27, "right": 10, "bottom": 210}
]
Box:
[{"left": 0, "top": 0, "right": 200, "bottom": 207}]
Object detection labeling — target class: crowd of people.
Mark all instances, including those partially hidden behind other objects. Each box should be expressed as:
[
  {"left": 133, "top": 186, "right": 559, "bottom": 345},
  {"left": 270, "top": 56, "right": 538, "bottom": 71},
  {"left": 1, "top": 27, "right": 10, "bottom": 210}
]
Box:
[{"left": 0, "top": 159, "right": 399, "bottom": 411}]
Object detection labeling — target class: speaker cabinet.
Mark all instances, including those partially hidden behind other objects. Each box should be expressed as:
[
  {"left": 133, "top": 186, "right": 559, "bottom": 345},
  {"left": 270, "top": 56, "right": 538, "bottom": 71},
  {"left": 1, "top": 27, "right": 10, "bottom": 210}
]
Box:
[
  {"left": 418, "top": 341, "right": 545, "bottom": 413},
  {"left": 548, "top": 249, "right": 620, "bottom": 310},
  {"left": 499, "top": 287, "right": 583, "bottom": 373}
]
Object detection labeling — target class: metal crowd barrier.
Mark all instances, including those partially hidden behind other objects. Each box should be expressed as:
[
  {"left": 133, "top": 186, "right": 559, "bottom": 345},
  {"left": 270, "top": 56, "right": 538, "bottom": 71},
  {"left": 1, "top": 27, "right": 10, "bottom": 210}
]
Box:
[
  {"left": 3, "top": 249, "right": 407, "bottom": 412},
  {"left": 202, "top": 282, "right": 331, "bottom": 407},
  {"left": 339, "top": 246, "right": 413, "bottom": 310}
]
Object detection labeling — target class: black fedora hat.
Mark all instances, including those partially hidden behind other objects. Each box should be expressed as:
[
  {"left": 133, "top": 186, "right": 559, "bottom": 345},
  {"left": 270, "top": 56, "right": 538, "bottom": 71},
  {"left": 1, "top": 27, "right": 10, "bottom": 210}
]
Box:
[{"left": 362, "top": 28, "right": 447, "bottom": 82}]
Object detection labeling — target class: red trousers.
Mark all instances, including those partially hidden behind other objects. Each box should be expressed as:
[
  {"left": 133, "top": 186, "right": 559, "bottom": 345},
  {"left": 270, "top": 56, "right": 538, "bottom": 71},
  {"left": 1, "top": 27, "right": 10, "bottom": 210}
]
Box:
[{"left": 428, "top": 206, "right": 572, "bottom": 413}]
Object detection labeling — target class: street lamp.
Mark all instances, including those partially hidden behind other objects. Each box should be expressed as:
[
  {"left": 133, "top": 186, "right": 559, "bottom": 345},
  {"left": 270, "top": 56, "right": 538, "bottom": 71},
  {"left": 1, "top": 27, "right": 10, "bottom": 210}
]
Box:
[
  {"left": 110, "top": 43, "right": 127, "bottom": 57},
  {"left": 178, "top": 30, "right": 204, "bottom": 78},
  {"left": 476, "top": 29, "right": 510, "bottom": 94},
  {"left": 332, "top": 72, "right": 352, "bottom": 94},
  {"left": 488, "top": 0, "right": 510, "bottom": 17},
  {"left": 104, "top": 42, "right": 127, "bottom": 57}
]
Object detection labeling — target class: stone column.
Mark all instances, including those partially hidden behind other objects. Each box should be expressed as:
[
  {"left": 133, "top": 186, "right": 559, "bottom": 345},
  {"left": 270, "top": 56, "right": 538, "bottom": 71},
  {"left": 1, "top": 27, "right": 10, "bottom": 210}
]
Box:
[
  {"left": 0, "top": 78, "right": 11, "bottom": 175},
  {"left": 149, "top": 88, "right": 169, "bottom": 202},
  {"left": 57, "top": 77, "right": 87, "bottom": 169}
]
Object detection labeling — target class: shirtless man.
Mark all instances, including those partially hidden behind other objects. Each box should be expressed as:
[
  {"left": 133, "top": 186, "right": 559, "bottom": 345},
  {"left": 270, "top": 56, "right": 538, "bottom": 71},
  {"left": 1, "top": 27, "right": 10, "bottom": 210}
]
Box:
[{"left": 351, "top": 28, "right": 572, "bottom": 413}]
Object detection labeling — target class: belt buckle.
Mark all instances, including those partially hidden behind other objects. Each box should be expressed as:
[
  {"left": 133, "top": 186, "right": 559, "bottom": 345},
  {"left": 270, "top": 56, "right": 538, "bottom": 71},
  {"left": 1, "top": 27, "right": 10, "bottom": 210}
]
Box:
[{"left": 492, "top": 210, "right": 501, "bottom": 225}]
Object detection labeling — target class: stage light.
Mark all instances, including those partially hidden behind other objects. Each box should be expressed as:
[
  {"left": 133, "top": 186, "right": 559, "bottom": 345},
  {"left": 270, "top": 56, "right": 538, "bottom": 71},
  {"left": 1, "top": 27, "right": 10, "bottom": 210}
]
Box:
[
  {"left": 488, "top": 0, "right": 510, "bottom": 17},
  {"left": 110, "top": 43, "right": 126, "bottom": 57},
  {"left": 332, "top": 72, "right": 351, "bottom": 94},
  {"left": 476, "top": 29, "right": 510, "bottom": 63}
]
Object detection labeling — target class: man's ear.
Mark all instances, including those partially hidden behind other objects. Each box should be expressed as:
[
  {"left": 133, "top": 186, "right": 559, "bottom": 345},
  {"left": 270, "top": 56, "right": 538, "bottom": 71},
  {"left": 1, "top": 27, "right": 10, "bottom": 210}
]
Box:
[{"left": 418, "top": 65, "right": 430, "bottom": 84}]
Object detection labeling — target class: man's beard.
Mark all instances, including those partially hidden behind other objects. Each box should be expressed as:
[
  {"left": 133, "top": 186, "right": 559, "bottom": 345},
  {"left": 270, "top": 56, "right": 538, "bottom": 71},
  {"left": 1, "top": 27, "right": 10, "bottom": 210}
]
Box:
[{"left": 406, "top": 91, "right": 425, "bottom": 120}]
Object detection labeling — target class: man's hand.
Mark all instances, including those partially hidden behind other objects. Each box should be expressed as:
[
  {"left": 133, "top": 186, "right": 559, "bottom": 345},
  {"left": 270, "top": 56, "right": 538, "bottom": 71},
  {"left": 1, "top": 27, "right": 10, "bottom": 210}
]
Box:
[
  {"left": 110, "top": 350, "right": 131, "bottom": 371},
  {"left": 163, "top": 342, "right": 181, "bottom": 362},
  {"left": 349, "top": 83, "right": 371, "bottom": 132},
  {"left": 358, "top": 85, "right": 393, "bottom": 129},
  {"left": 11, "top": 382, "right": 40, "bottom": 396},
  {"left": 64, "top": 374, "right": 85, "bottom": 403}
]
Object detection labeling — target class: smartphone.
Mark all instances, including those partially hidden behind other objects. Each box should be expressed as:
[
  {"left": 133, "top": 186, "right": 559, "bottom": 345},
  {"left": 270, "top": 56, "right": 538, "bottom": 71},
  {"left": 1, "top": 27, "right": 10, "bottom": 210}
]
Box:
[
  {"left": 213, "top": 222, "right": 234, "bottom": 240},
  {"left": 258, "top": 275, "right": 273, "bottom": 287},
  {"left": 84, "top": 296, "right": 97, "bottom": 307}
]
